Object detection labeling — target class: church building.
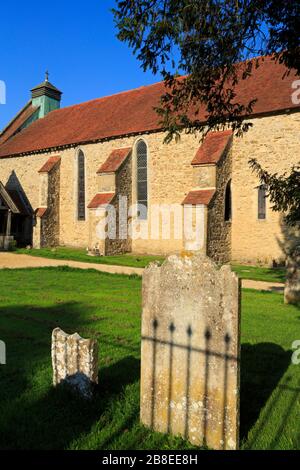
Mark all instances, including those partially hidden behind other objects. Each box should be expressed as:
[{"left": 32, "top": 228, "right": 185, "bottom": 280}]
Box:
[{"left": 0, "top": 56, "right": 299, "bottom": 265}]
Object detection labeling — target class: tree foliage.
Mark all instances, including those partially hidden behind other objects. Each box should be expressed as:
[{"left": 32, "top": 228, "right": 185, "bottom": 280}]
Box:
[
  {"left": 113, "top": 1, "right": 299, "bottom": 142},
  {"left": 249, "top": 159, "right": 300, "bottom": 225}
]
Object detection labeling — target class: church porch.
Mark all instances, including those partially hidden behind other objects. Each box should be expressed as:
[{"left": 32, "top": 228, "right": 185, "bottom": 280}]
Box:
[{"left": 0, "top": 182, "right": 32, "bottom": 250}]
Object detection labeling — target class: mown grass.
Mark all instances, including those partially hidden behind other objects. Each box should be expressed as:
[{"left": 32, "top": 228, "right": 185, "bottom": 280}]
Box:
[
  {"left": 231, "top": 264, "right": 286, "bottom": 284},
  {"left": 0, "top": 267, "right": 193, "bottom": 450},
  {"left": 15, "top": 247, "right": 286, "bottom": 283},
  {"left": 0, "top": 267, "right": 298, "bottom": 450},
  {"left": 240, "top": 289, "right": 300, "bottom": 450},
  {"left": 15, "top": 247, "right": 165, "bottom": 269}
]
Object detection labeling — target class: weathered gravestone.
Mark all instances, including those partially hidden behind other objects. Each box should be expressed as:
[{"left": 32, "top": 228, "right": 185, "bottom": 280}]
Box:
[
  {"left": 140, "top": 254, "right": 241, "bottom": 450},
  {"left": 51, "top": 328, "right": 99, "bottom": 399}
]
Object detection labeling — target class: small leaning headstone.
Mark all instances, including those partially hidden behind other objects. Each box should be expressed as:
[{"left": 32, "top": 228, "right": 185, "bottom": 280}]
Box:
[
  {"left": 140, "top": 254, "right": 241, "bottom": 450},
  {"left": 51, "top": 327, "right": 99, "bottom": 399}
]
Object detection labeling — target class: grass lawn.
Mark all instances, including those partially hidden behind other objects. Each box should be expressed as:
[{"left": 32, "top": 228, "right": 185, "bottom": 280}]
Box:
[
  {"left": 15, "top": 247, "right": 286, "bottom": 283},
  {"left": 15, "top": 247, "right": 165, "bottom": 269},
  {"left": 232, "top": 264, "right": 286, "bottom": 284},
  {"left": 0, "top": 267, "right": 298, "bottom": 450}
]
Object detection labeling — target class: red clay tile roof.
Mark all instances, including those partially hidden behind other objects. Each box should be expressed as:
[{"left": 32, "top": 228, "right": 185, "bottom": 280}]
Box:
[
  {"left": 97, "top": 148, "right": 131, "bottom": 174},
  {"left": 182, "top": 189, "right": 215, "bottom": 206},
  {"left": 0, "top": 56, "right": 299, "bottom": 158},
  {"left": 87, "top": 192, "right": 115, "bottom": 209},
  {"left": 35, "top": 207, "right": 47, "bottom": 218},
  {"left": 192, "top": 130, "right": 233, "bottom": 165},
  {"left": 0, "top": 103, "right": 39, "bottom": 146},
  {"left": 38, "top": 156, "right": 61, "bottom": 173}
]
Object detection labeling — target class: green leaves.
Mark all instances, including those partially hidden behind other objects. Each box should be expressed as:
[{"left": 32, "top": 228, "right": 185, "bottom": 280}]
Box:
[
  {"left": 113, "top": 0, "right": 299, "bottom": 141},
  {"left": 249, "top": 159, "right": 300, "bottom": 225}
]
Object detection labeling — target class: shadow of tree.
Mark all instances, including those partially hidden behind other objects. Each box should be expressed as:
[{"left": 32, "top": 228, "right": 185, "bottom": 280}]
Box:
[
  {"left": 240, "top": 342, "right": 292, "bottom": 440},
  {"left": 1, "top": 295, "right": 295, "bottom": 450},
  {"left": 0, "top": 355, "right": 140, "bottom": 450},
  {"left": 99, "top": 356, "right": 140, "bottom": 394},
  {"left": 0, "top": 300, "right": 140, "bottom": 449}
]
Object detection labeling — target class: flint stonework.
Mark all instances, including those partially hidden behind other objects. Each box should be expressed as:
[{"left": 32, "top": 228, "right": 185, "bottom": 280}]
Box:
[
  {"left": 140, "top": 254, "right": 241, "bottom": 450},
  {"left": 51, "top": 328, "right": 99, "bottom": 398}
]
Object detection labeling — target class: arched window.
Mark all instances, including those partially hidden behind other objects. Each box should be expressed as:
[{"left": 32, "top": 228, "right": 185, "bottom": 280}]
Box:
[
  {"left": 77, "top": 149, "right": 86, "bottom": 221},
  {"left": 258, "top": 184, "right": 267, "bottom": 219},
  {"left": 136, "top": 139, "right": 148, "bottom": 220},
  {"left": 224, "top": 180, "right": 232, "bottom": 221}
]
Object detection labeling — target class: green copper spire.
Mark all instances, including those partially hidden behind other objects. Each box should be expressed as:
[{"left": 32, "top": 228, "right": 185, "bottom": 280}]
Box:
[{"left": 31, "top": 73, "right": 62, "bottom": 118}]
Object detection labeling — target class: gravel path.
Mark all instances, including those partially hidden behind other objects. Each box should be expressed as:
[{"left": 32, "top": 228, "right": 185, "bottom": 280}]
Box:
[
  {"left": 0, "top": 252, "right": 285, "bottom": 292},
  {"left": 241, "top": 279, "right": 284, "bottom": 292},
  {"left": 0, "top": 252, "right": 144, "bottom": 276}
]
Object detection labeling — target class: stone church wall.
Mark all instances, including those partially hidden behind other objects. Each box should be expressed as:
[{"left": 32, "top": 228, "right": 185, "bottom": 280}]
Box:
[
  {"left": 0, "top": 110, "right": 299, "bottom": 264},
  {"left": 207, "top": 148, "right": 232, "bottom": 263},
  {"left": 0, "top": 154, "right": 50, "bottom": 214},
  {"left": 105, "top": 152, "right": 132, "bottom": 255},
  {"left": 57, "top": 132, "right": 198, "bottom": 254},
  {"left": 40, "top": 162, "right": 60, "bottom": 247},
  {"left": 231, "top": 112, "right": 300, "bottom": 265}
]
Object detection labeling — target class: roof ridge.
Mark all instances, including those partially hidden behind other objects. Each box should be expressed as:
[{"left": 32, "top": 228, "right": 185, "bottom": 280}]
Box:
[
  {"left": 49, "top": 79, "right": 165, "bottom": 114},
  {"left": 34, "top": 55, "right": 276, "bottom": 116},
  {"left": 0, "top": 100, "right": 33, "bottom": 135},
  {"left": 0, "top": 55, "right": 298, "bottom": 159}
]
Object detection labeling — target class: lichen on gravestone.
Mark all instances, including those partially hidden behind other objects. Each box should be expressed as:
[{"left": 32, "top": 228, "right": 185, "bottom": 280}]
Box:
[
  {"left": 51, "top": 327, "right": 99, "bottom": 399},
  {"left": 140, "top": 253, "right": 241, "bottom": 450}
]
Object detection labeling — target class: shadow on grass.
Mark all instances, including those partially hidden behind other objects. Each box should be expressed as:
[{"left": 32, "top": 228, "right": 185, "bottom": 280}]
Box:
[
  {"left": 0, "top": 355, "right": 140, "bottom": 450},
  {"left": 265, "top": 268, "right": 286, "bottom": 283},
  {"left": 240, "top": 342, "right": 292, "bottom": 441},
  {"left": 270, "top": 286, "right": 284, "bottom": 293},
  {"left": 0, "top": 300, "right": 141, "bottom": 449},
  {"left": 2, "top": 294, "right": 295, "bottom": 449},
  {"left": 99, "top": 356, "right": 140, "bottom": 394}
]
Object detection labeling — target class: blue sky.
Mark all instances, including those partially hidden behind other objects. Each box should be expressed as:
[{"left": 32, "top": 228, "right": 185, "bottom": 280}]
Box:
[{"left": 0, "top": 1, "right": 158, "bottom": 130}]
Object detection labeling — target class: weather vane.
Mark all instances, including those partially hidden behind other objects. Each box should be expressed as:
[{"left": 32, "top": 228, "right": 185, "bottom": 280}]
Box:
[{"left": 45, "top": 70, "right": 49, "bottom": 82}]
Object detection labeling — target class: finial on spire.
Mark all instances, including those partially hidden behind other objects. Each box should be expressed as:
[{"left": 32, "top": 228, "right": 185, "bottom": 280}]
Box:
[{"left": 45, "top": 70, "right": 49, "bottom": 82}]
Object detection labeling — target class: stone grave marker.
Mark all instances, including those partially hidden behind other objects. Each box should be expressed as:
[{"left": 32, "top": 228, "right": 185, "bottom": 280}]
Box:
[
  {"left": 140, "top": 254, "right": 241, "bottom": 450},
  {"left": 51, "top": 327, "right": 99, "bottom": 399}
]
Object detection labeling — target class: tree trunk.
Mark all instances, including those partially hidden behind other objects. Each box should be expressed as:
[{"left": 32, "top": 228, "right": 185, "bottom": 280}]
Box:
[{"left": 283, "top": 223, "right": 300, "bottom": 304}]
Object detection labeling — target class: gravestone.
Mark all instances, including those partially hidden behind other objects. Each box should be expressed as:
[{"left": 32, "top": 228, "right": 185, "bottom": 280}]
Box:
[
  {"left": 140, "top": 254, "right": 241, "bottom": 450},
  {"left": 51, "top": 328, "right": 99, "bottom": 399}
]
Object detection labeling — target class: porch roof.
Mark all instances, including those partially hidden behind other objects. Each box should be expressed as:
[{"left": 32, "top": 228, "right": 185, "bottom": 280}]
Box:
[{"left": 0, "top": 181, "right": 30, "bottom": 215}]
